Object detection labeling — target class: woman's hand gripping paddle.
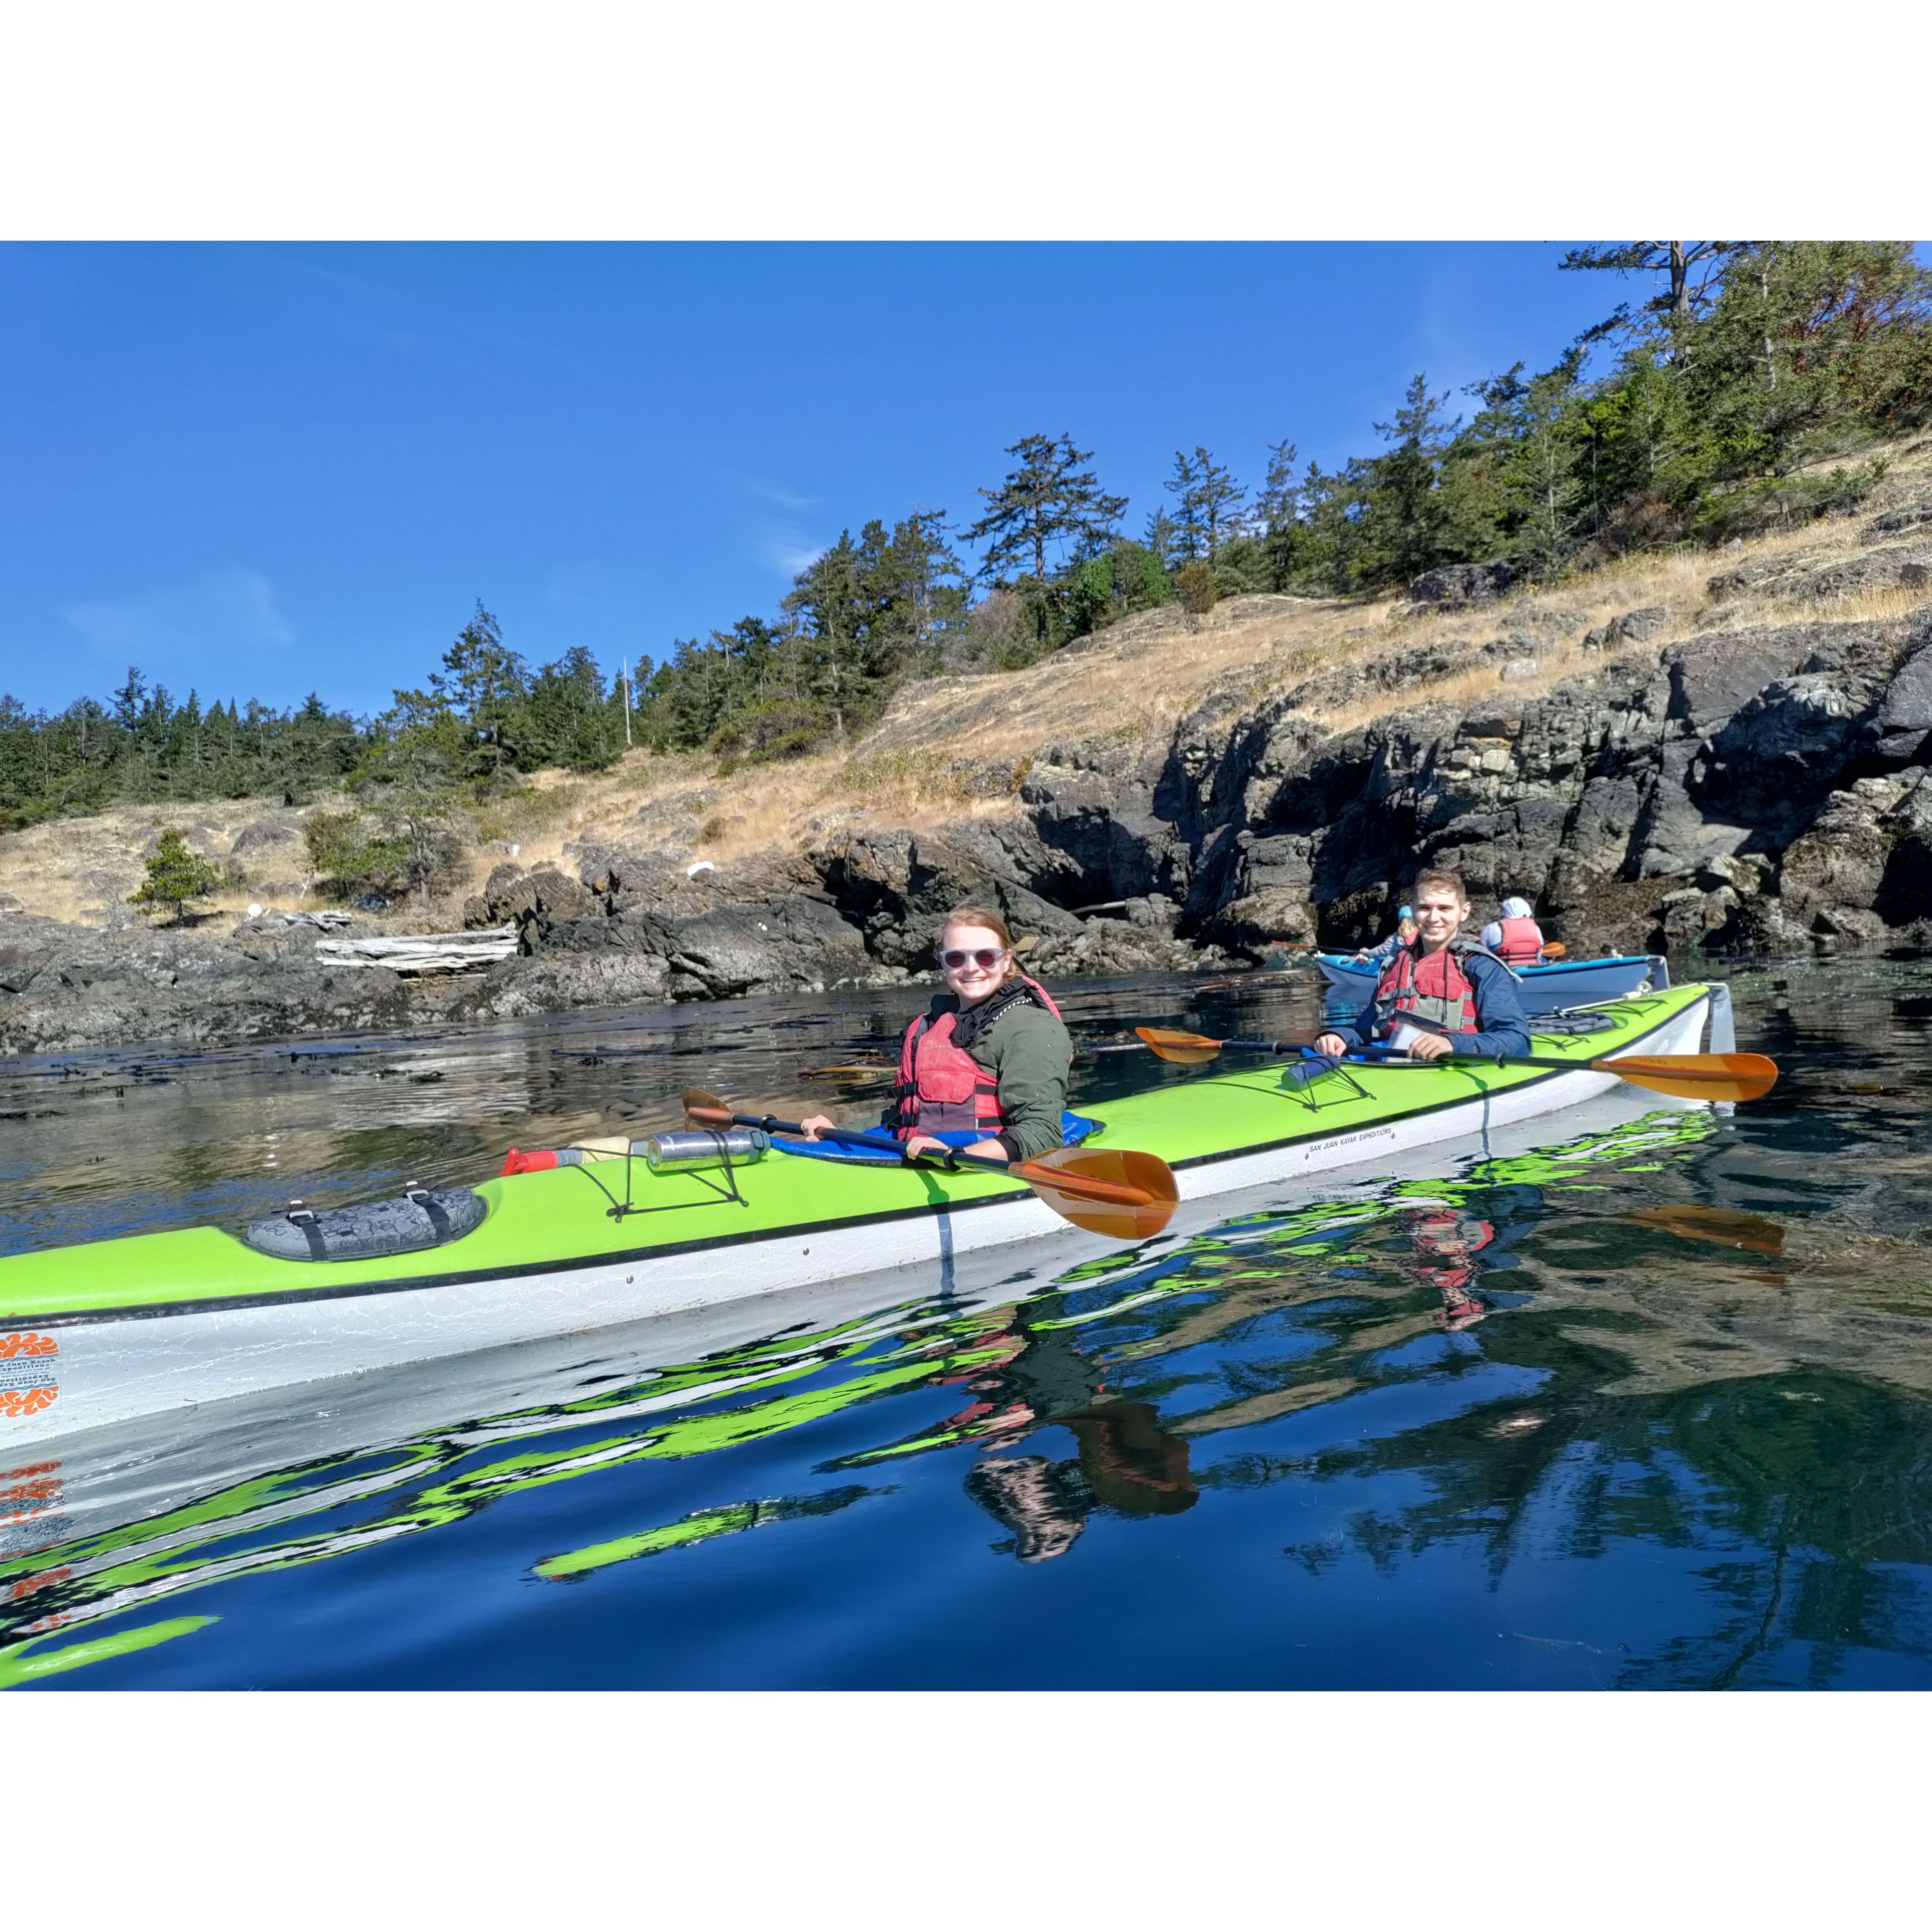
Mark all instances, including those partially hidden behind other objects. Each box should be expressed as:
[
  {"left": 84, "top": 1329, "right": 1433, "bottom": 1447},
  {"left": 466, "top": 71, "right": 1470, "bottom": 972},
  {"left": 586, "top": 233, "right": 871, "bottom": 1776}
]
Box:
[
  {"left": 1132, "top": 1027, "right": 1779, "bottom": 1105},
  {"left": 680, "top": 1088, "right": 1178, "bottom": 1241}
]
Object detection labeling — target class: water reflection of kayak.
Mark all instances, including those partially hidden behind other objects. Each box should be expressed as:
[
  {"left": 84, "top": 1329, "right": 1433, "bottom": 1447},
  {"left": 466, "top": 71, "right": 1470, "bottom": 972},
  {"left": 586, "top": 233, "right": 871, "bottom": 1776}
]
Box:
[
  {"left": 0, "top": 983, "right": 1717, "bottom": 1443},
  {"left": 0, "top": 1090, "right": 1720, "bottom": 1684}
]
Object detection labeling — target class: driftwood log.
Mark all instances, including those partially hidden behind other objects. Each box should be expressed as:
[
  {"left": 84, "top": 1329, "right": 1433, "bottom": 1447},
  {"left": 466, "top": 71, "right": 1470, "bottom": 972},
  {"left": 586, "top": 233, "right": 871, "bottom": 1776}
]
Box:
[{"left": 314, "top": 925, "right": 519, "bottom": 976}]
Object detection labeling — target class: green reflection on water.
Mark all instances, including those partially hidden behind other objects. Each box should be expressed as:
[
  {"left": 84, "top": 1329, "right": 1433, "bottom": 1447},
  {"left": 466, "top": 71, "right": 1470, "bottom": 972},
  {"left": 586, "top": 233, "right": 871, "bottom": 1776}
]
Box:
[{"left": 9, "top": 960, "right": 1932, "bottom": 1685}]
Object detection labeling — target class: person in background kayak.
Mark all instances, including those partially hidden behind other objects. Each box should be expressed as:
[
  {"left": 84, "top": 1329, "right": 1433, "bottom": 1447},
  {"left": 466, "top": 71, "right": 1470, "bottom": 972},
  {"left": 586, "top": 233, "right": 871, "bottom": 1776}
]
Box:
[
  {"left": 1479, "top": 895, "right": 1547, "bottom": 966},
  {"left": 1352, "top": 903, "right": 1416, "bottom": 966},
  {"left": 798, "top": 904, "right": 1073, "bottom": 1163},
  {"left": 1313, "top": 866, "right": 1530, "bottom": 1063}
]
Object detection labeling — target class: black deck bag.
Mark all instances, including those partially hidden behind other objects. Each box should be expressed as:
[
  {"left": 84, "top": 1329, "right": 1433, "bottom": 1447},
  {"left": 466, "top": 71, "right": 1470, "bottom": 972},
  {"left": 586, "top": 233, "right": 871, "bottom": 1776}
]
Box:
[{"left": 242, "top": 1187, "right": 487, "bottom": 1263}]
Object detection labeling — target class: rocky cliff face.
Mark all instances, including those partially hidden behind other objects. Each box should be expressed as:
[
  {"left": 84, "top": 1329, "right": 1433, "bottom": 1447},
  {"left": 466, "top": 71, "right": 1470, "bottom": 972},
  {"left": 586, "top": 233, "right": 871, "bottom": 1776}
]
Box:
[
  {"left": 475, "top": 551, "right": 1932, "bottom": 988},
  {"left": 5, "top": 494, "right": 1931, "bottom": 1055}
]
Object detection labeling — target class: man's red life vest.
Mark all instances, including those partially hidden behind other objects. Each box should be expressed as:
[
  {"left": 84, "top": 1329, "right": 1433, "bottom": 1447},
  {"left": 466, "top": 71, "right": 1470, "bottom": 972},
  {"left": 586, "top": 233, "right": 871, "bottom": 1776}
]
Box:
[
  {"left": 1373, "top": 941, "right": 1481, "bottom": 1038},
  {"left": 892, "top": 975, "right": 1062, "bottom": 1141},
  {"left": 1493, "top": 915, "right": 1546, "bottom": 966}
]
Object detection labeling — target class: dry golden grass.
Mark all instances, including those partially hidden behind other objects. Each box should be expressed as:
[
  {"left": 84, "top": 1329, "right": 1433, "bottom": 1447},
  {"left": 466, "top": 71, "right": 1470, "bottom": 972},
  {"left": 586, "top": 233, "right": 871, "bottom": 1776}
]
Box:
[
  {"left": 6, "top": 439, "right": 1931, "bottom": 930},
  {"left": 1828, "top": 584, "right": 1932, "bottom": 626},
  {"left": 0, "top": 798, "right": 298, "bottom": 928},
  {"left": 858, "top": 592, "right": 1378, "bottom": 772}
]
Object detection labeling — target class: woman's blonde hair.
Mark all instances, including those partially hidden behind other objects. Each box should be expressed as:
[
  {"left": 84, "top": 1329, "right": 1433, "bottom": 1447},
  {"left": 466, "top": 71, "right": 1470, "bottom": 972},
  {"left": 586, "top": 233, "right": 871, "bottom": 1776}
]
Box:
[{"left": 938, "top": 903, "right": 1019, "bottom": 981}]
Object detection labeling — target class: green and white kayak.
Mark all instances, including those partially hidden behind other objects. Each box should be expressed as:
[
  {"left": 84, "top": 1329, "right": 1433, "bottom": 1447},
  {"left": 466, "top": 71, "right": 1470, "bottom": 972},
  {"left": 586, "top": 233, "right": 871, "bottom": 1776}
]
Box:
[{"left": 0, "top": 981, "right": 1721, "bottom": 1444}]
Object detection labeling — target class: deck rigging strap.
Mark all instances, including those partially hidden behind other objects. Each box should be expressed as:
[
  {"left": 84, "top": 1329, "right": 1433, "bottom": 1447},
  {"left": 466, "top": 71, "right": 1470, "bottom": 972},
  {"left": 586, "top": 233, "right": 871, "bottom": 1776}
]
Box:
[
  {"left": 1531, "top": 1010, "right": 1619, "bottom": 1037},
  {"left": 566, "top": 1135, "right": 752, "bottom": 1221}
]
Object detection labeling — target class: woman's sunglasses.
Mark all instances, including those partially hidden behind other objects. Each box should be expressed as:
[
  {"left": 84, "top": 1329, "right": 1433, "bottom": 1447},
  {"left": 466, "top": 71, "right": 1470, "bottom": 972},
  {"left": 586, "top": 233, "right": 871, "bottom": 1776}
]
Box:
[{"left": 941, "top": 947, "right": 1007, "bottom": 971}]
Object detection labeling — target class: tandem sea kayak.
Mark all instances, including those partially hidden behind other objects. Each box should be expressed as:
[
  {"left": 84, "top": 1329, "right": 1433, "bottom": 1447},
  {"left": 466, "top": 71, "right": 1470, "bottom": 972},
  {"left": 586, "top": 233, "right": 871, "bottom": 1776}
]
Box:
[
  {"left": 0, "top": 981, "right": 1724, "bottom": 1444},
  {"left": 1317, "top": 949, "right": 1665, "bottom": 1012}
]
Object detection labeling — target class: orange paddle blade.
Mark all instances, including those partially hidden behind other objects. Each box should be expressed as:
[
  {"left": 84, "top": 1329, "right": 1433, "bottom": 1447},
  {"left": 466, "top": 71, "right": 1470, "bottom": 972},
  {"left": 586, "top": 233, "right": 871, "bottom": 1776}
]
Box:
[
  {"left": 1627, "top": 1204, "right": 1786, "bottom": 1254},
  {"left": 1593, "top": 1052, "right": 1779, "bottom": 1103},
  {"left": 1540, "top": 941, "right": 1568, "bottom": 960},
  {"left": 1134, "top": 1025, "right": 1226, "bottom": 1065},
  {"left": 1018, "top": 1146, "right": 1179, "bottom": 1240}
]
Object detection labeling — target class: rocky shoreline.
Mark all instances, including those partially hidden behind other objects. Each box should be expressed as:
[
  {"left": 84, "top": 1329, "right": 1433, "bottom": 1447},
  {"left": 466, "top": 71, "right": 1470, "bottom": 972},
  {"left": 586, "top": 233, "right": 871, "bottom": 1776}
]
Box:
[{"left": 4, "top": 503, "right": 1930, "bottom": 1060}]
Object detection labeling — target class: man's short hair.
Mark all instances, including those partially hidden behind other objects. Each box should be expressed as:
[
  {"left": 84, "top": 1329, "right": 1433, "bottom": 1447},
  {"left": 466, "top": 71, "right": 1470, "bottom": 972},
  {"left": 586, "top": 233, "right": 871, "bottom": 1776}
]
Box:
[{"left": 1411, "top": 865, "right": 1469, "bottom": 904}]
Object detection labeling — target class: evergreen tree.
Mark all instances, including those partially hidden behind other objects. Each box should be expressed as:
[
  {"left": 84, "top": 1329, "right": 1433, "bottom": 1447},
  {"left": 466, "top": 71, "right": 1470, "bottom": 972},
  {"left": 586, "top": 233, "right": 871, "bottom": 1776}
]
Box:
[
  {"left": 1686, "top": 241, "right": 1932, "bottom": 479},
  {"left": 1370, "top": 376, "right": 1459, "bottom": 584},
  {"left": 1500, "top": 355, "right": 1589, "bottom": 565},
  {"left": 1064, "top": 539, "right": 1173, "bottom": 635},
  {"left": 112, "top": 667, "right": 146, "bottom": 730},
  {"left": 1561, "top": 240, "right": 1747, "bottom": 320},
  {"left": 1141, "top": 506, "right": 1181, "bottom": 567},
  {"left": 965, "top": 434, "right": 1127, "bottom": 583},
  {"left": 354, "top": 683, "right": 466, "bottom": 905},
  {"left": 128, "top": 829, "right": 222, "bottom": 925},
  {"left": 1561, "top": 240, "right": 1752, "bottom": 362},
  {"left": 514, "top": 645, "right": 625, "bottom": 771},
  {"left": 432, "top": 601, "right": 529, "bottom": 789},
  {"left": 1252, "top": 440, "right": 1302, "bottom": 534},
  {"left": 1164, "top": 445, "right": 1246, "bottom": 559},
  {"left": 1250, "top": 440, "right": 1307, "bottom": 588},
  {"left": 1161, "top": 449, "right": 1204, "bottom": 561}
]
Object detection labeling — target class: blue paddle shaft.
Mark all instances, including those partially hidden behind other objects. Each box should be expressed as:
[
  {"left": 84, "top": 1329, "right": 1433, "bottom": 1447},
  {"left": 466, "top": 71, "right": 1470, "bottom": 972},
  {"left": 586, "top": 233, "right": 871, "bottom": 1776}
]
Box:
[{"left": 724, "top": 1109, "right": 1009, "bottom": 1173}]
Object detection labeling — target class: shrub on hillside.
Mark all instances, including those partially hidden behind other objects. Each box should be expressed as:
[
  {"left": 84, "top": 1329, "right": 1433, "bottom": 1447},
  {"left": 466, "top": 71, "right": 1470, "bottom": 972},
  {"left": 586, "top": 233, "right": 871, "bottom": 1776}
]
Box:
[
  {"left": 707, "top": 697, "right": 832, "bottom": 766},
  {"left": 304, "top": 809, "right": 414, "bottom": 901},
  {"left": 129, "top": 829, "right": 222, "bottom": 925},
  {"left": 1174, "top": 560, "right": 1218, "bottom": 617},
  {"left": 1692, "top": 460, "right": 1889, "bottom": 544}
]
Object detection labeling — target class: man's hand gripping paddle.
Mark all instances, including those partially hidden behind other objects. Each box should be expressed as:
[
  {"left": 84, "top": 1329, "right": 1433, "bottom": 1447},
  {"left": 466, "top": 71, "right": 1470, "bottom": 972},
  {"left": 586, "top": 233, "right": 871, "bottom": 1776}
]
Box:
[
  {"left": 1131, "top": 1027, "right": 1779, "bottom": 1105},
  {"left": 681, "top": 1088, "right": 1178, "bottom": 1241}
]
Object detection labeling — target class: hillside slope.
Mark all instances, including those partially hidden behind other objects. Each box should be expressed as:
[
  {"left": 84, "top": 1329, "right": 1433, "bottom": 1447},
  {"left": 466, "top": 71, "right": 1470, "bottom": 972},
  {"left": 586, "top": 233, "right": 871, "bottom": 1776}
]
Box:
[{"left": 3, "top": 433, "right": 1931, "bottom": 1052}]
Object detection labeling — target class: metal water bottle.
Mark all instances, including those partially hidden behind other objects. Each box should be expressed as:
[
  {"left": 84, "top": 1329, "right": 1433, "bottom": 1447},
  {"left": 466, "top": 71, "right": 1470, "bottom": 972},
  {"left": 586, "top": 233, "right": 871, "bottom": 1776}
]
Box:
[{"left": 640, "top": 1128, "right": 771, "bottom": 1172}]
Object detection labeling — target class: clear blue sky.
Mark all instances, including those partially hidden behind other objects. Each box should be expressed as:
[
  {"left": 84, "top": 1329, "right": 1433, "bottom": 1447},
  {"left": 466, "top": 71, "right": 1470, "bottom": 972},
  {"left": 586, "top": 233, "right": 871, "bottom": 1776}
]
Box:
[{"left": 2, "top": 242, "right": 1645, "bottom": 718}]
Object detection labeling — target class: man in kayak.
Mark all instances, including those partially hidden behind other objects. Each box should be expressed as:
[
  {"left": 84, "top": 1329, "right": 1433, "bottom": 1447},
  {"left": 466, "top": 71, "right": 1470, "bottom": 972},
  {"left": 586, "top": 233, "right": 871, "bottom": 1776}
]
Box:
[
  {"left": 1479, "top": 895, "right": 1548, "bottom": 966},
  {"left": 1313, "top": 866, "right": 1530, "bottom": 1063},
  {"left": 799, "top": 904, "right": 1073, "bottom": 1162}
]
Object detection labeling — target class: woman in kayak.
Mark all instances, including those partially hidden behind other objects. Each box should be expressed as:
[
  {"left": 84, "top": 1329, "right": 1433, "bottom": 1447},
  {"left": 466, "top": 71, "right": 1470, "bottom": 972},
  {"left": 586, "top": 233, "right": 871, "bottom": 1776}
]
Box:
[
  {"left": 1313, "top": 867, "right": 1530, "bottom": 1063},
  {"left": 800, "top": 904, "right": 1073, "bottom": 1163},
  {"left": 1351, "top": 903, "right": 1415, "bottom": 966}
]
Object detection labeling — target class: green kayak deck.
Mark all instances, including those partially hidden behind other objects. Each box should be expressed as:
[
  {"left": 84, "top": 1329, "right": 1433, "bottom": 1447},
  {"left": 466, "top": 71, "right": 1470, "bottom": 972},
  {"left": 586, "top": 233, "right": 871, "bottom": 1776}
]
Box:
[{"left": 0, "top": 983, "right": 1710, "bottom": 1325}]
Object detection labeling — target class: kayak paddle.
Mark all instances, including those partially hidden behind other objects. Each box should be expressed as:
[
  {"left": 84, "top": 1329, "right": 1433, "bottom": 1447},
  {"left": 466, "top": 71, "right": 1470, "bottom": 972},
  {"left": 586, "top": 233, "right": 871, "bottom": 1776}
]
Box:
[
  {"left": 681, "top": 1088, "right": 1178, "bottom": 1240},
  {"left": 1134, "top": 1026, "right": 1313, "bottom": 1065},
  {"left": 1132, "top": 1027, "right": 1779, "bottom": 1104}
]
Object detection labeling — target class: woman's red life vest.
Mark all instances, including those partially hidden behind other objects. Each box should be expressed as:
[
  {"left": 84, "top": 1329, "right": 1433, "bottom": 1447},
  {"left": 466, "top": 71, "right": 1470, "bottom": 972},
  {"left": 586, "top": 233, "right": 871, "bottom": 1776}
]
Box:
[
  {"left": 892, "top": 974, "right": 1062, "bottom": 1141},
  {"left": 1493, "top": 915, "right": 1546, "bottom": 966},
  {"left": 1373, "top": 941, "right": 1480, "bottom": 1037}
]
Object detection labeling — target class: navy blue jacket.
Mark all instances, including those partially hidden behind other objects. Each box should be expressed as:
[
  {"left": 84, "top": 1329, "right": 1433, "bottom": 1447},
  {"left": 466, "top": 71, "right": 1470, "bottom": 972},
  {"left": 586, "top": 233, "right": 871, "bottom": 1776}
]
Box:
[{"left": 1326, "top": 948, "right": 1531, "bottom": 1060}]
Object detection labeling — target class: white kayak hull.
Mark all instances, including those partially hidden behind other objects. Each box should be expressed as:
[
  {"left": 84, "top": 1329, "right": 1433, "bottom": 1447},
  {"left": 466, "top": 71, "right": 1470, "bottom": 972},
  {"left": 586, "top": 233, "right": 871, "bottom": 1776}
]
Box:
[{"left": 2, "top": 989, "right": 1712, "bottom": 1445}]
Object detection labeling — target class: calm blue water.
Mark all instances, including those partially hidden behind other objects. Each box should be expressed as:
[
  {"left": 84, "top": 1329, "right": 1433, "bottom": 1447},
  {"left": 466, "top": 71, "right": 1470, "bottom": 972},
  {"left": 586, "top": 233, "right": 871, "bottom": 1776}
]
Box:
[{"left": 5, "top": 957, "right": 1932, "bottom": 1689}]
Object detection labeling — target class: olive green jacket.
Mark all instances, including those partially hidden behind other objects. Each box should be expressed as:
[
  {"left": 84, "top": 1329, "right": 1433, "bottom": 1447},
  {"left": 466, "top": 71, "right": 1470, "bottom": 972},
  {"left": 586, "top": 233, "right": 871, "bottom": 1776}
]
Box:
[{"left": 952, "top": 995, "right": 1073, "bottom": 1160}]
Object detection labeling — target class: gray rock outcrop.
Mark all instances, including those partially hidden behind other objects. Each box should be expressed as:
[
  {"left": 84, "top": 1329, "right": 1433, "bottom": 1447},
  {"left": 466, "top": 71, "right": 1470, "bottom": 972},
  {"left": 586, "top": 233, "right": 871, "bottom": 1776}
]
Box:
[{"left": 8, "top": 491, "right": 1932, "bottom": 1056}]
